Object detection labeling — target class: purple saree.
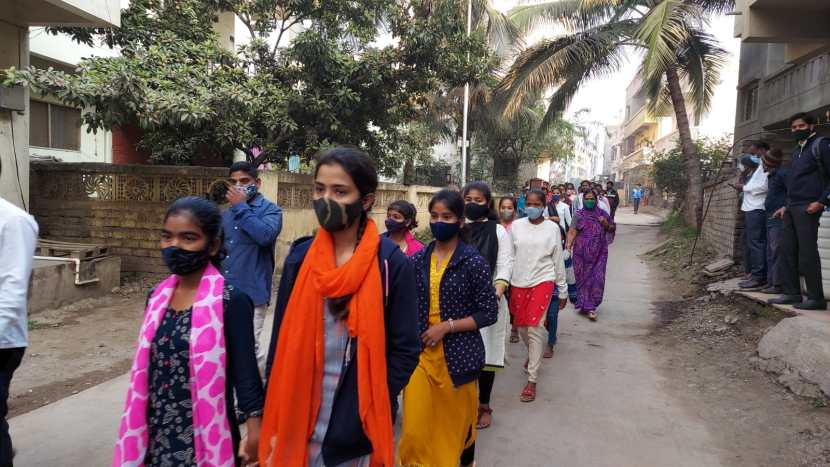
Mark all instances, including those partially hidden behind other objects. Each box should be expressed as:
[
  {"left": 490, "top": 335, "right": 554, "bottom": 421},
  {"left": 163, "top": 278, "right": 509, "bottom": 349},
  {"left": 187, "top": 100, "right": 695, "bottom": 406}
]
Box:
[{"left": 572, "top": 207, "right": 615, "bottom": 313}]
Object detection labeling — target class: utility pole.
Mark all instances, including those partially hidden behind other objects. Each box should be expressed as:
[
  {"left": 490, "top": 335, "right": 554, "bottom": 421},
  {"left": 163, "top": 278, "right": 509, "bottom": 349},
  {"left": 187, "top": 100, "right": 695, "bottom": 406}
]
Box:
[{"left": 461, "top": 0, "right": 472, "bottom": 186}]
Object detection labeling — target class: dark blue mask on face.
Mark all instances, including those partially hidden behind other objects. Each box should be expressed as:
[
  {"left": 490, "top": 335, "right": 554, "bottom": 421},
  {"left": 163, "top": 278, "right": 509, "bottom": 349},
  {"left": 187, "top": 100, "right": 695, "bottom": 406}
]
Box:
[
  {"left": 161, "top": 246, "right": 211, "bottom": 275},
  {"left": 385, "top": 218, "right": 408, "bottom": 233},
  {"left": 430, "top": 221, "right": 461, "bottom": 241}
]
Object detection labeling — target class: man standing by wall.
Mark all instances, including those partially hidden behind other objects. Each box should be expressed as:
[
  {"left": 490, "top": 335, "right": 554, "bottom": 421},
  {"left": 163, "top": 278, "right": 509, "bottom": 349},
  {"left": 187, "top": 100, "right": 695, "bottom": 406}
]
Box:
[
  {"left": 0, "top": 190, "right": 38, "bottom": 466},
  {"left": 761, "top": 149, "right": 787, "bottom": 295},
  {"left": 631, "top": 183, "right": 643, "bottom": 214},
  {"left": 605, "top": 181, "right": 620, "bottom": 219},
  {"left": 769, "top": 113, "right": 830, "bottom": 310},
  {"left": 222, "top": 161, "right": 283, "bottom": 373},
  {"left": 739, "top": 147, "right": 769, "bottom": 289}
]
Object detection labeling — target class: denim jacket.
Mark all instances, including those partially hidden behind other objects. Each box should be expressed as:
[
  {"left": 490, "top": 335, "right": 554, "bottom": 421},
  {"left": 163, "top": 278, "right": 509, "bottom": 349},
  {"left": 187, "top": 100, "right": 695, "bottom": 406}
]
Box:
[
  {"left": 221, "top": 193, "right": 282, "bottom": 306},
  {"left": 411, "top": 240, "right": 498, "bottom": 387}
]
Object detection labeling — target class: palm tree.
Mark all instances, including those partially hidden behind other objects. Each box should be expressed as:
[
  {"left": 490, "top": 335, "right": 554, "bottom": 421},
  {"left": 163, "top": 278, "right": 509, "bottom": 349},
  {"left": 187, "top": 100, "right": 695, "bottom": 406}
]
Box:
[{"left": 498, "top": 0, "right": 733, "bottom": 228}]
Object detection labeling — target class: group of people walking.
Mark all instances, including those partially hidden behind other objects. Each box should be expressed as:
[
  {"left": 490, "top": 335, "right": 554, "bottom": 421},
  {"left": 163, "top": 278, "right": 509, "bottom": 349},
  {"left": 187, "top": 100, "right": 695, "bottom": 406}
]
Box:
[{"left": 105, "top": 146, "right": 618, "bottom": 466}]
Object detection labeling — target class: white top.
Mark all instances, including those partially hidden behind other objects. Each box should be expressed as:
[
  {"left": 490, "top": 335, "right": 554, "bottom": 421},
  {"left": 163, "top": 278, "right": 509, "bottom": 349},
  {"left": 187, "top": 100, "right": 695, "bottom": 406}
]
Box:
[
  {"left": 465, "top": 220, "right": 514, "bottom": 284},
  {"left": 508, "top": 218, "right": 568, "bottom": 295},
  {"left": 741, "top": 164, "right": 768, "bottom": 212},
  {"left": 544, "top": 202, "right": 572, "bottom": 232},
  {"left": 0, "top": 198, "right": 39, "bottom": 348}
]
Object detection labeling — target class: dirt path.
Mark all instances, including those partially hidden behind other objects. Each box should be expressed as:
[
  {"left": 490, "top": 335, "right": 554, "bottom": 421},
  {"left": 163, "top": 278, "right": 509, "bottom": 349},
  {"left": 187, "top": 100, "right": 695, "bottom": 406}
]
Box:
[
  {"left": 11, "top": 287, "right": 147, "bottom": 417},
  {"left": 646, "top": 235, "right": 830, "bottom": 466}
]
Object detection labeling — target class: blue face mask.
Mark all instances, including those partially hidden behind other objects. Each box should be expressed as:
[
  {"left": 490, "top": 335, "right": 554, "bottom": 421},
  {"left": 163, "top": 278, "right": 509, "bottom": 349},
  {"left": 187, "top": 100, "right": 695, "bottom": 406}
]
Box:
[
  {"left": 430, "top": 221, "right": 461, "bottom": 241},
  {"left": 749, "top": 155, "right": 761, "bottom": 165},
  {"left": 526, "top": 206, "right": 544, "bottom": 220}
]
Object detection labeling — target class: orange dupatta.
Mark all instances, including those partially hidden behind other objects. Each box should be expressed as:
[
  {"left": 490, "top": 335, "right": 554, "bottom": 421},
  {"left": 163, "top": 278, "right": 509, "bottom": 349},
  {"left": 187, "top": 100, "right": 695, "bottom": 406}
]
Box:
[{"left": 259, "top": 218, "right": 393, "bottom": 466}]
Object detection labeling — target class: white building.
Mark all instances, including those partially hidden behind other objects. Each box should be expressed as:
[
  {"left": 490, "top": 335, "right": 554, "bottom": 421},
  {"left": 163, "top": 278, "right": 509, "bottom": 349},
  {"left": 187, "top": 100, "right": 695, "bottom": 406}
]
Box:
[{"left": 1, "top": 0, "right": 120, "bottom": 209}]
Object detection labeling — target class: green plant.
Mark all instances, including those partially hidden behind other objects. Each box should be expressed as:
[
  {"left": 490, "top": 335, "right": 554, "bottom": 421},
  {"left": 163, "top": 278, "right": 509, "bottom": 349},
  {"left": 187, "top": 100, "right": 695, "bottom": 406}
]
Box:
[
  {"left": 652, "top": 135, "right": 732, "bottom": 210},
  {"left": 413, "top": 228, "right": 433, "bottom": 245}
]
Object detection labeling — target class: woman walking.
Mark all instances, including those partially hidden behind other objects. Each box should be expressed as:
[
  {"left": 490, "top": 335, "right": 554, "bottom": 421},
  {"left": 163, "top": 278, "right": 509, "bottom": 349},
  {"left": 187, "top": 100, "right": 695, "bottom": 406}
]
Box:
[
  {"left": 399, "top": 189, "right": 498, "bottom": 467},
  {"left": 383, "top": 199, "right": 424, "bottom": 257},
  {"left": 259, "top": 147, "right": 421, "bottom": 466},
  {"left": 113, "top": 196, "right": 263, "bottom": 467},
  {"left": 457, "top": 182, "right": 514, "bottom": 467},
  {"left": 498, "top": 196, "right": 517, "bottom": 232},
  {"left": 508, "top": 190, "right": 568, "bottom": 402},
  {"left": 567, "top": 190, "right": 616, "bottom": 321}
]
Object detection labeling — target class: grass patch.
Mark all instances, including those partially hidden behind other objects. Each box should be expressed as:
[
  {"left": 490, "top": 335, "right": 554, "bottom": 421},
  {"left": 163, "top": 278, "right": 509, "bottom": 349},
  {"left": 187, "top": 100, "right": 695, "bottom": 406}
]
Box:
[{"left": 660, "top": 210, "right": 698, "bottom": 239}]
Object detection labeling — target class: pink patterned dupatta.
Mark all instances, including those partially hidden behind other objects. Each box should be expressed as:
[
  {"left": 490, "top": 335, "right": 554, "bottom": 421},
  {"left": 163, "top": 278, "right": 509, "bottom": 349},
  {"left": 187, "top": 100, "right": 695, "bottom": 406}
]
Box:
[{"left": 113, "top": 263, "right": 234, "bottom": 467}]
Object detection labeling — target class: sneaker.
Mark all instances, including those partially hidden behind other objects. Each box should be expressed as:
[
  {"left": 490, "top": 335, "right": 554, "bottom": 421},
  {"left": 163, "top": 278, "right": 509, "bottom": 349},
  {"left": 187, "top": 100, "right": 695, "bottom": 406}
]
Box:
[
  {"left": 738, "top": 279, "right": 766, "bottom": 289},
  {"left": 794, "top": 300, "right": 827, "bottom": 311},
  {"left": 758, "top": 286, "right": 781, "bottom": 295},
  {"left": 767, "top": 295, "right": 802, "bottom": 305}
]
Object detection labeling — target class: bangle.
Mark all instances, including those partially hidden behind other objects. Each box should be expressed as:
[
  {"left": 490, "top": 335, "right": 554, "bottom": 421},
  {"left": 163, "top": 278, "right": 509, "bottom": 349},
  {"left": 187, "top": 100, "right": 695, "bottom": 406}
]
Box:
[{"left": 448, "top": 318, "right": 455, "bottom": 333}]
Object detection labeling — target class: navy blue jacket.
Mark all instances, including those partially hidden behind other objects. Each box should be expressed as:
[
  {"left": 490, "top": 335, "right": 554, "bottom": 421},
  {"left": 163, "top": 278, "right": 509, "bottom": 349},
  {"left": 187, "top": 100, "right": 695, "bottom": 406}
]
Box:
[
  {"left": 786, "top": 135, "right": 830, "bottom": 207},
  {"left": 411, "top": 240, "right": 498, "bottom": 387},
  {"left": 766, "top": 167, "right": 788, "bottom": 215},
  {"left": 264, "top": 236, "right": 420, "bottom": 466}
]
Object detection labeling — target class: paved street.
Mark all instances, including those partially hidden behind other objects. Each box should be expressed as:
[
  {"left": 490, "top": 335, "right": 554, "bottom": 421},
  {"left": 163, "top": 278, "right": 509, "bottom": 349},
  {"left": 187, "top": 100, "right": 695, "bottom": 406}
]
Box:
[{"left": 9, "top": 208, "right": 725, "bottom": 467}]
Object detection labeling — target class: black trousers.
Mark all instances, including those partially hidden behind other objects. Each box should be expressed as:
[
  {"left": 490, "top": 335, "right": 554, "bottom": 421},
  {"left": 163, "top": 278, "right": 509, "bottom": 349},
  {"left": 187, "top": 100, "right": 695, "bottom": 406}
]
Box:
[
  {"left": 0, "top": 348, "right": 24, "bottom": 467},
  {"left": 781, "top": 205, "right": 825, "bottom": 302}
]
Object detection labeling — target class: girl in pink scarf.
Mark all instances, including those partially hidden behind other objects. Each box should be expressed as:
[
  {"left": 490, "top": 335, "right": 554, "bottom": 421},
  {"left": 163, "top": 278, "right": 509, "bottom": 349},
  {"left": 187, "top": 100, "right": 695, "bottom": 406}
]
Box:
[
  {"left": 114, "top": 197, "right": 263, "bottom": 467},
  {"left": 383, "top": 200, "right": 425, "bottom": 257}
]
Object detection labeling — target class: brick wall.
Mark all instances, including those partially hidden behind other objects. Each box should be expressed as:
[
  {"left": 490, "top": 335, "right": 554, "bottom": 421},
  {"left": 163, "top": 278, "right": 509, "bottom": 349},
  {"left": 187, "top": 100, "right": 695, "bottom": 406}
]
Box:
[
  {"left": 701, "top": 174, "right": 743, "bottom": 260},
  {"left": 112, "top": 125, "right": 150, "bottom": 165},
  {"left": 30, "top": 163, "right": 229, "bottom": 273},
  {"left": 29, "top": 162, "right": 449, "bottom": 275}
]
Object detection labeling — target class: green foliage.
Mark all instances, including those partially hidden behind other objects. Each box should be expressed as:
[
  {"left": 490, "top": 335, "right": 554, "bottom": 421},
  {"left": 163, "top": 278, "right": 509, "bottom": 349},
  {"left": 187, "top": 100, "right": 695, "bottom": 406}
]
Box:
[
  {"left": 652, "top": 135, "right": 732, "bottom": 206},
  {"left": 5, "top": 0, "right": 492, "bottom": 174},
  {"left": 660, "top": 210, "right": 697, "bottom": 238}
]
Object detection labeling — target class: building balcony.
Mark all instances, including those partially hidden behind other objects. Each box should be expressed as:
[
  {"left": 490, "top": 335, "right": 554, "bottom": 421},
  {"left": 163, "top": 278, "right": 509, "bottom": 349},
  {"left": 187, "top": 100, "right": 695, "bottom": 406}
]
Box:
[
  {"left": 623, "top": 106, "right": 656, "bottom": 138},
  {"left": 0, "top": 0, "right": 120, "bottom": 27},
  {"left": 622, "top": 147, "right": 655, "bottom": 171},
  {"left": 734, "top": 0, "right": 830, "bottom": 44},
  {"left": 761, "top": 51, "right": 830, "bottom": 127}
]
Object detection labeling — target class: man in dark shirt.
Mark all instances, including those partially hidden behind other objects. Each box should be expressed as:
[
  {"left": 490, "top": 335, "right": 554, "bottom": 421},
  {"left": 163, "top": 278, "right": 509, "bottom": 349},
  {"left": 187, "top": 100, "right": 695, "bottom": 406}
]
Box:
[
  {"left": 759, "top": 149, "right": 787, "bottom": 295},
  {"left": 605, "top": 181, "right": 620, "bottom": 219},
  {"left": 769, "top": 113, "right": 830, "bottom": 310}
]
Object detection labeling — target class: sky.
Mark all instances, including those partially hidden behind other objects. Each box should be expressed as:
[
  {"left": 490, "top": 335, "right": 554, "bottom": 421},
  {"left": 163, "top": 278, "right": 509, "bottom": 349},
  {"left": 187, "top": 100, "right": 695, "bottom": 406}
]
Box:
[{"left": 491, "top": 0, "right": 741, "bottom": 138}]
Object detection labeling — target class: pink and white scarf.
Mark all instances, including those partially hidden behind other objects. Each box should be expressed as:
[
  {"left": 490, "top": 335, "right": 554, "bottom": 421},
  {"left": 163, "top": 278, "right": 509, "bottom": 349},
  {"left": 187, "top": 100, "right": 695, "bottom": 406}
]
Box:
[{"left": 113, "top": 263, "right": 234, "bottom": 467}]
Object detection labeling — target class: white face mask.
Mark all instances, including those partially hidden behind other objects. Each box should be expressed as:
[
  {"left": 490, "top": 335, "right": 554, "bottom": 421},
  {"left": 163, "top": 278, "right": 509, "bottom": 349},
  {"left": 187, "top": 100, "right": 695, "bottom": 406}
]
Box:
[{"left": 526, "top": 206, "right": 544, "bottom": 220}]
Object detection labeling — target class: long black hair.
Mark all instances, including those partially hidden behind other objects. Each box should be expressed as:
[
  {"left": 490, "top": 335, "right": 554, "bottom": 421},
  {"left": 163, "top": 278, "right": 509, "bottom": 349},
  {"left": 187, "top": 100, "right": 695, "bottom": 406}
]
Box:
[
  {"left": 313, "top": 146, "right": 379, "bottom": 320},
  {"left": 164, "top": 196, "right": 226, "bottom": 268},
  {"left": 388, "top": 200, "right": 418, "bottom": 229}
]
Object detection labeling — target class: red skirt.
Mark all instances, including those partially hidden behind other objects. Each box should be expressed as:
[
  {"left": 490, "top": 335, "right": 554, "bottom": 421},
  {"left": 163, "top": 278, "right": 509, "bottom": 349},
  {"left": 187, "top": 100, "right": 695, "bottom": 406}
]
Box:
[{"left": 509, "top": 282, "right": 554, "bottom": 327}]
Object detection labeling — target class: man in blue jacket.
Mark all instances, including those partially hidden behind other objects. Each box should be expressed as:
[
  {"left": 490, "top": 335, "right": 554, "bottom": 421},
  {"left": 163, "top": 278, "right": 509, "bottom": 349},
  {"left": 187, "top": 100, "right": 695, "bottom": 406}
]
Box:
[
  {"left": 223, "top": 161, "right": 283, "bottom": 373},
  {"left": 769, "top": 113, "right": 830, "bottom": 310}
]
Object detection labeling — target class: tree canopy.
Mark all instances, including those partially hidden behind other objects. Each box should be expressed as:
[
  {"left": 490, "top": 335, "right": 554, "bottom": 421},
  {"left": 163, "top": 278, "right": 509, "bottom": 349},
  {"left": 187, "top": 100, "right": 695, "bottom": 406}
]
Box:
[{"left": 4, "top": 0, "right": 492, "bottom": 176}]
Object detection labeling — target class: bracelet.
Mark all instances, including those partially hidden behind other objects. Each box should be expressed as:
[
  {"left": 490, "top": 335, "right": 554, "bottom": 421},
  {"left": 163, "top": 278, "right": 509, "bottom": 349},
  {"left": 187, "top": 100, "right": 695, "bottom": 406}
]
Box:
[{"left": 448, "top": 318, "right": 455, "bottom": 333}]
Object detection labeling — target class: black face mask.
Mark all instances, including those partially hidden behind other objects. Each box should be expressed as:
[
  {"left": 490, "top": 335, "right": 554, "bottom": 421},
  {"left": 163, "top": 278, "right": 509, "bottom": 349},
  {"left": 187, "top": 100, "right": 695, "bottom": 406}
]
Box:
[
  {"left": 793, "top": 129, "right": 812, "bottom": 142},
  {"left": 313, "top": 197, "right": 364, "bottom": 232},
  {"left": 161, "top": 246, "right": 211, "bottom": 275},
  {"left": 464, "top": 202, "right": 490, "bottom": 220}
]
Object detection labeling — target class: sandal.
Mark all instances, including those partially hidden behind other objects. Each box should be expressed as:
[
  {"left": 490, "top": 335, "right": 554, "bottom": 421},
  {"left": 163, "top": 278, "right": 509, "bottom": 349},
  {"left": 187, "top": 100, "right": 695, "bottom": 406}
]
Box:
[
  {"left": 543, "top": 345, "right": 554, "bottom": 359},
  {"left": 523, "top": 358, "right": 529, "bottom": 374},
  {"left": 588, "top": 311, "right": 597, "bottom": 321},
  {"left": 520, "top": 383, "right": 536, "bottom": 402},
  {"left": 477, "top": 406, "right": 493, "bottom": 429},
  {"left": 510, "top": 328, "right": 519, "bottom": 343}
]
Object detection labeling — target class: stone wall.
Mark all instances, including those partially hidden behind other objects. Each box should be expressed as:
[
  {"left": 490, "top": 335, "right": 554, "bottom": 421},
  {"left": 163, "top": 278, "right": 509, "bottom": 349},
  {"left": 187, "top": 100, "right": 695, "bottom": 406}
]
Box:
[
  {"left": 30, "top": 162, "right": 445, "bottom": 274},
  {"left": 701, "top": 173, "right": 743, "bottom": 260}
]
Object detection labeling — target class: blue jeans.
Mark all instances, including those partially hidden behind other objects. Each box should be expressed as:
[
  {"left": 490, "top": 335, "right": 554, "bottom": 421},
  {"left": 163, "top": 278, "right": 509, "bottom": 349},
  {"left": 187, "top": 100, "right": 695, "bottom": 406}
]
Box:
[
  {"left": 766, "top": 216, "right": 783, "bottom": 287},
  {"left": 545, "top": 297, "right": 560, "bottom": 347},
  {"left": 744, "top": 209, "right": 767, "bottom": 282}
]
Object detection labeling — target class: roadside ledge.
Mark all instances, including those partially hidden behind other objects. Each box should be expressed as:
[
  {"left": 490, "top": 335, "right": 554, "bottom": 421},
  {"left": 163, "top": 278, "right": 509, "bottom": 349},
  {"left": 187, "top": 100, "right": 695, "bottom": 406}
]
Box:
[
  {"left": 708, "top": 277, "right": 830, "bottom": 398},
  {"left": 754, "top": 316, "right": 830, "bottom": 398}
]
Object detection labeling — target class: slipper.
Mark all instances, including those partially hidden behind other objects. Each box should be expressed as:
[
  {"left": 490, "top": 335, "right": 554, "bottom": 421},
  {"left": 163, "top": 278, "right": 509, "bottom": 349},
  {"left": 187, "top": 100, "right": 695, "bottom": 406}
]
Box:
[
  {"left": 520, "top": 383, "right": 536, "bottom": 402},
  {"left": 588, "top": 311, "right": 597, "bottom": 321},
  {"left": 543, "top": 346, "right": 554, "bottom": 359},
  {"left": 510, "top": 329, "right": 519, "bottom": 343},
  {"left": 477, "top": 406, "right": 493, "bottom": 429}
]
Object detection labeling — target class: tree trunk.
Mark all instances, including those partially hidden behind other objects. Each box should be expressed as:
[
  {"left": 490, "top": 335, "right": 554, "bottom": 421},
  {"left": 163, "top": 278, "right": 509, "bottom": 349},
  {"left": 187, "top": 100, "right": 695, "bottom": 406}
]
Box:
[{"left": 665, "top": 66, "right": 702, "bottom": 230}]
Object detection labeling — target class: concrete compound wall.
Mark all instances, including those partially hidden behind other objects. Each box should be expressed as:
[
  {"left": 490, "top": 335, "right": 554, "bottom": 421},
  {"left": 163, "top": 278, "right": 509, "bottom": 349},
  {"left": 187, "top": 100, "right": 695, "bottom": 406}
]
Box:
[
  {"left": 28, "top": 256, "right": 121, "bottom": 313},
  {"left": 29, "top": 162, "right": 445, "bottom": 274},
  {"left": 701, "top": 172, "right": 743, "bottom": 260}
]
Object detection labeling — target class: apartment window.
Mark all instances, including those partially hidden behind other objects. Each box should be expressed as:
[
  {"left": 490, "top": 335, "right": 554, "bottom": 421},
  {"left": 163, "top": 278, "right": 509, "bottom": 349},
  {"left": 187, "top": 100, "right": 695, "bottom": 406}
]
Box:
[
  {"left": 740, "top": 84, "right": 759, "bottom": 122},
  {"left": 29, "top": 100, "right": 81, "bottom": 150}
]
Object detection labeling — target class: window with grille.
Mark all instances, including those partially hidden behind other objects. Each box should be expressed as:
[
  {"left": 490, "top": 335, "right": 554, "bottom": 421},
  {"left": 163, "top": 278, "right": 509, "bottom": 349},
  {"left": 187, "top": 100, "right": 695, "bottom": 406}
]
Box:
[
  {"left": 29, "top": 100, "right": 81, "bottom": 151},
  {"left": 740, "top": 84, "right": 758, "bottom": 122}
]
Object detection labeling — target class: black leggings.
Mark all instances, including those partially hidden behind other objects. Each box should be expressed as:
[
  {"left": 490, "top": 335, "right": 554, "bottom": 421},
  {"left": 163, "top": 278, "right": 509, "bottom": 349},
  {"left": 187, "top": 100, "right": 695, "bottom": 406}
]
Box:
[
  {"left": 460, "top": 370, "right": 497, "bottom": 465},
  {"left": 479, "top": 369, "right": 496, "bottom": 405}
]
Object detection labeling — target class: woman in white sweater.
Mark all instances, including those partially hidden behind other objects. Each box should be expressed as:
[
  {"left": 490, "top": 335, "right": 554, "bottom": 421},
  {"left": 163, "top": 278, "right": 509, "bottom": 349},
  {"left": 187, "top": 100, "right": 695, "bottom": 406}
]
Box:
[{"left": 509, "top": 190, "right": 567, "bottom": 403}]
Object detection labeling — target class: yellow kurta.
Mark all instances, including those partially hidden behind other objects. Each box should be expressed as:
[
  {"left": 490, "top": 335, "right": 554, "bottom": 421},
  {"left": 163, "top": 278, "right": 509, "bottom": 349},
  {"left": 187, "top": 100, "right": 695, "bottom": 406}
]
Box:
[{"left": 398, "top": 255, "right": 478, "bottom": 467}]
